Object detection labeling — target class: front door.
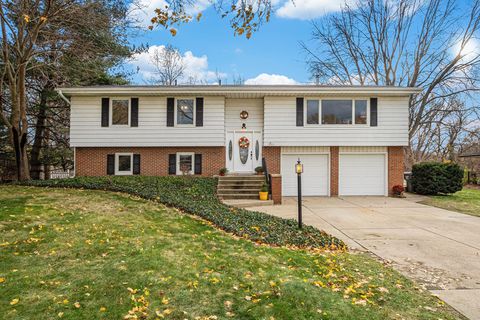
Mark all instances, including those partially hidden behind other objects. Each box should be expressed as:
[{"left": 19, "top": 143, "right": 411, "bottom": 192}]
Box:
[{"left": 233, "top": 131, "right": 254, "bottom": 173}]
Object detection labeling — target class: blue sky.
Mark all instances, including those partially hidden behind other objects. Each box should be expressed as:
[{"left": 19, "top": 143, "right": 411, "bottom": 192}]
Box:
[
  {"left": 126, "top": 0, "right": 346, "bottom": 84},
  {"left": 125, "top": 0, "right": 477, "bottom": 86}
]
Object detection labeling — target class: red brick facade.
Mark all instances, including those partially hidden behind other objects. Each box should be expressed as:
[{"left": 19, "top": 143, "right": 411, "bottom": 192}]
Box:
[
  {"left": 75, "top": 147, "right": 225, "bottom": 177},
  {"left": 75, "top": 145, "right": 404, "bottom": 199},
  {"left": 270, "top": 174, "right": 282, "bottom": 204},
  {"left": 330, "top": 147, "right": 339, "bottom": 196},
  {"left": 262, "top": 146, "right": 281, "bottom": 174},
  {"left": 388, "top": 146, "right": 405, "bottom": 196}
]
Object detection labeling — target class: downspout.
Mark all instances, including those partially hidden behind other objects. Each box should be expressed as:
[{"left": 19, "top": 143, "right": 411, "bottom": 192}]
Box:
[
  {"left": 57, "top": 89, "right": 71, "bottom": 106},
  {"left": 57, "top": 90, "right": 74, "bottom": 177}
]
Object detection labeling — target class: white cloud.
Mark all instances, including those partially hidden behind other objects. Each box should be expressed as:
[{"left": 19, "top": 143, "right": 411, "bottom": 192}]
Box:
[
  {"left": 129, "top": 0, "right": 210, "bottom": 28},
  {"left": 245, "top": 73, "right": 298, "bottom": 85},
  {"left": 129, "top": 45, "right": 226, "bottom": 84},
  {"left": 276, "top": 0, "right": 353, "bottom": 20}
]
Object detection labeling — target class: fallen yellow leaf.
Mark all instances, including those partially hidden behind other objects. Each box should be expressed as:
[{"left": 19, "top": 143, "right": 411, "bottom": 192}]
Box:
[
  {"left": 100, "top": 306, "right": 107, "bottom": 312},
  {"left": 10, "top": 298, "right": 19, "bottom": 305},
  {"left": 74, "top": 301, "right": 81, "bottom": 308}
]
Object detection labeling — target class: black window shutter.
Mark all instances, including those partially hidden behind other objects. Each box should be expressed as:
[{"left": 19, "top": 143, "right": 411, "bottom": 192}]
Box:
[
  {"left": 107, "top": 154, "right": 115, "bottom": 175},
  {"left": 194, "top": 154, "right": 202, "bottom": 175},
  {"left": 296, "top": 97, "right": 304, "bottom": 126},
  {"left": 131, "top": 98, "right": 139, "bottom": 127},
  {"left": 167, "top": 98, "right": 175, "bottom": 127},
  {"left": 196, "top": 97, "right": 204, "bottom": 127},
  {"left": 133, "top": 154, "right": 141, "bottom": 175},
  {"left": 370, "top": 98, "right": 378, "bottom": 127},
  {"left": 101, "top": 98, "right": 110, "bottom": 127},
  {"left": 168, "top": 154, "right": 176, "bottom": 175}
]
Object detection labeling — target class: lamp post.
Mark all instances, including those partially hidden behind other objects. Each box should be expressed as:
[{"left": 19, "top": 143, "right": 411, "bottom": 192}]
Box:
[{"left": 295, "top": 159, "right": 303, "bottom": 229}]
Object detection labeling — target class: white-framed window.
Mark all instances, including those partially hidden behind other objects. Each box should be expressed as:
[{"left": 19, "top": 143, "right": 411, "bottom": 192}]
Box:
[
  {"left": 115, "top": 153, "right": 133, "bottom": 175},
  {"left": 111, "top": 98, "right": 130, "bottom": 126},
  {"left": 175, "top": 98, "right": 195, "bottom": 126},
  {"left": 306, "top": 99, "right": 320, "bottom": 125},
  {"left": 354, "top": 100, "right": 368, "bottom": 124},
  {"left": 176, "top": 152, "right": 194, "bottom": 175},
  {"left": 304, "top": 99, "right": 369, "bottom": 126}
]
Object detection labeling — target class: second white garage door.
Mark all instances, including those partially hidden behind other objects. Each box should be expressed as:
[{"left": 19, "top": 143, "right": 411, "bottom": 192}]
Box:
[
  {"left": 281, "top": 154, "right": 329, "bottom": 196},
  {"left": 339, "top": 154, "right": 387, "bottom": 196}
]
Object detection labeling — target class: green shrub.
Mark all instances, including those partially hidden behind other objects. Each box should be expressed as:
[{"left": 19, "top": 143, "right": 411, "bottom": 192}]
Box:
[
  {"left": 411, "top": 162, "right": 463, "bottom": 195},
  {"left": 17, "top": 176, "right": 345, "bottom": 250}
]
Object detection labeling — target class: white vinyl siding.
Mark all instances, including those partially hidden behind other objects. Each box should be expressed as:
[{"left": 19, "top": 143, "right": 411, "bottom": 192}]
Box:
[
  {"left": 225, "top": 98, "right": 264, "bottom": 131},
  {"left": 281, "top": 153, "right": 329, "bottom": 196},
  {"left": 339, "top": 154, "right": 387, "bottom": 196},
  {"left": 264, "top": 96, "right": 409, "bottom": 146},
  {"left": 70, "top": 96, "right": 225, "bottom": 147}
]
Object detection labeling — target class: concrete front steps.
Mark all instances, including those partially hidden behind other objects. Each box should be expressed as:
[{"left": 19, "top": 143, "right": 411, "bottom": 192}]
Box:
[
  {"left": 222, "top": 199, "right": 274, "bottom": 208},
  {"left": 217, "top": 175, "right": 266, "bottom": 200}
]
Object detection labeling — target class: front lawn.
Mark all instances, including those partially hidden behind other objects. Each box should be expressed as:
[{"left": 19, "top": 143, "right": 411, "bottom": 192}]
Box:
[
  {"left": 18, "top": 176, "right": 343, "bottom": 250},
  {"left": 420, "top": 188, "right": 480, "bottom": 217},
  {"left": 0, "top": 186, "right": 463, "bottom": 319}
]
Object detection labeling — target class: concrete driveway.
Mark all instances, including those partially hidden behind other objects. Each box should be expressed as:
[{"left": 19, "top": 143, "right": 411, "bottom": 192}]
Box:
[{"left": 248, "top": 196, "right": 480, "bottom": 319}]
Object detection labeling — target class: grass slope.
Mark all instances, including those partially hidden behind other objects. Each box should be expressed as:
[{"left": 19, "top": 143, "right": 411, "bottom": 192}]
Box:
[
  {"left": 19, "top": 176, "right": 344, "bottom": 250},
  {"left": 421, "top": 188, "right": 480, "bottom": 217},
  {"left": 0, "top": 186, "right": 463, "bottom": 320}
]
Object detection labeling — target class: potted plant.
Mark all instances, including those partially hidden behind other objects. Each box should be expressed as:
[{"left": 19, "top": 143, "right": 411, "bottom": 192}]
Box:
[
  {"left": 392, "top": 185, "right": 405, "bottom": 197},
  {"left": 219, "top": 168, "right": 228, "bottom": 176},
  {"left": 255, "top": 166, "right": 264, "bottom": 175},
  {"left": 259, "top": 182, "right": 269, "bottom": 200}
]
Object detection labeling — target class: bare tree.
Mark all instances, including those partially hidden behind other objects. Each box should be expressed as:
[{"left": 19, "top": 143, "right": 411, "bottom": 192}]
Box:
[
  {"left": 0, "top": 0, "right": 134, "bottom": 180},
  {"left": 150, "top": 45, "right": 185, "bottom": 85},
  {"left": 148, "top": 0, "right": 273, "bottom": 39},
  {"left": 303, "top": 0, "right": 480, "bottom": 167},
  {"left": 0, "top": 1, "right": 77, "bottom": 180}
]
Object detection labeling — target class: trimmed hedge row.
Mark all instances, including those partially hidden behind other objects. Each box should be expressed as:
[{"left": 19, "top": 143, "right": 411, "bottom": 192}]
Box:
[
  {"left": 18, "top": 176, "right": 345, "bottom": 250},
  {"left": 412, "top": 162, "right": 463, "bottom": 195}
]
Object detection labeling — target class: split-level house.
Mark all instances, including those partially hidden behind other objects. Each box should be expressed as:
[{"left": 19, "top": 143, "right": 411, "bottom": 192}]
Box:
[{"left": 58, "top": 85, "right": 420, "bottom": 203}]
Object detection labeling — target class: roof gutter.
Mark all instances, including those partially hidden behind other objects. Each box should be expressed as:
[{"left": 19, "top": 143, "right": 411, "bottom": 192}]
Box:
[{"left": 57, "top": 86, "right": 423, "bottom": 97}]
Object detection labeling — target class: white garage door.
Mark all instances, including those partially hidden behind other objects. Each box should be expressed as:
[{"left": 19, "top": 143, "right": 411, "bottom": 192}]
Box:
[
  {"left": 281, "top": 154, "right": 329, "bottom": 196},
  {"left": 339, "top": 154, "right": 386, "bottom": 196}
]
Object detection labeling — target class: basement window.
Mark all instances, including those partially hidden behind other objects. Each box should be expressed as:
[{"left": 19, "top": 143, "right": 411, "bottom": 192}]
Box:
[
  {"left": 176, "top": 152, "right": 194, "bottom": 175},
  {"left": 115, "top": 153, "right": 133, "bottom": 175}
]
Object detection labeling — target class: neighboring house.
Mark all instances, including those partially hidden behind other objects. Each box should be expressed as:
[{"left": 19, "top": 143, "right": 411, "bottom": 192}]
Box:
[{"left": 58, "top": 85, "right": 420, "bottom": 202}]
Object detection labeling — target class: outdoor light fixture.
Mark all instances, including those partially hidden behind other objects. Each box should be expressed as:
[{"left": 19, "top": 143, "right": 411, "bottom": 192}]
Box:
[
  {"left": 296, "top": 159, "right": 303, "bottom": 229},
  {"left": 295, "top": 161, "right": 303, "bottom": 174}
]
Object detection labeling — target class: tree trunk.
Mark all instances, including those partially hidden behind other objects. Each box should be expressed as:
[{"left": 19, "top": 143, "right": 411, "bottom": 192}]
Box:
[
  {"left": 30, "top": 89, "right": 48, "bottom": 180},
  {"left": 12, "top": 126, "right": 30, "bottom": 181}
]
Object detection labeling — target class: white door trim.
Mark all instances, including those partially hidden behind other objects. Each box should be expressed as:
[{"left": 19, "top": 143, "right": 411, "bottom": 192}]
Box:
[{"left": 226, "top": 130, "right": 263, "bottom": 173}]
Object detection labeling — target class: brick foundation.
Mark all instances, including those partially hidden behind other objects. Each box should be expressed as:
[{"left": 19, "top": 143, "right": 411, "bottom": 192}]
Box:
[
  {"left": 75, "top": 147, "right": 225, "bottom": 177},
  {"left": 388, "top": 146, "right": 405, "bottom": 196},
  {"left": 330, "top": 146, "right": 339, "bottom": 196}
]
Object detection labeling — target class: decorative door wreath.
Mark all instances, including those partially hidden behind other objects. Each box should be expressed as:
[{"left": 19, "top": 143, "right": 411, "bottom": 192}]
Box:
[{"left": 238, "top": 136, "right": 250, "bottom": 149}]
